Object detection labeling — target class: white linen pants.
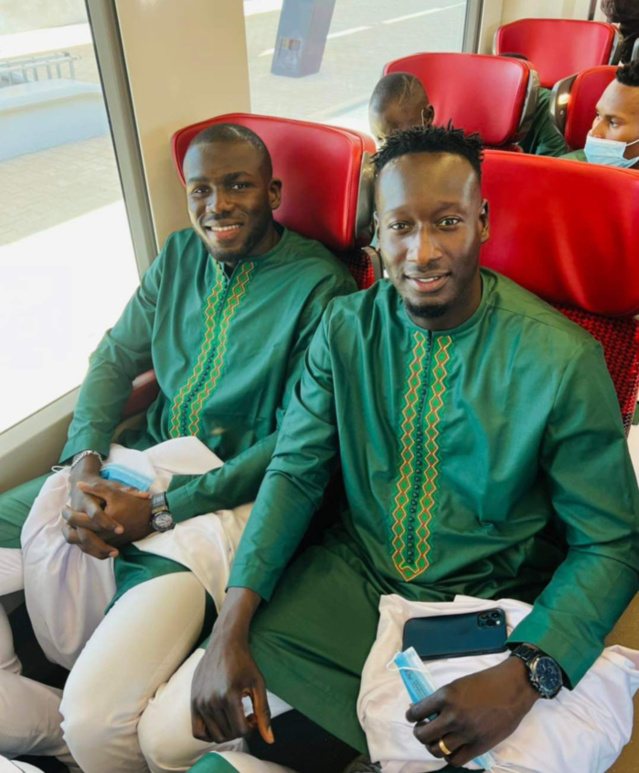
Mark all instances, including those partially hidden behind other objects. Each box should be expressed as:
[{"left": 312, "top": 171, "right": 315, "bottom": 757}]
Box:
[
  {"left": 60, "top": 570, "right": 209, "bottom": 773},
  {"left": 138, "top": 646, "right": 292, "bottom": 773},
  {"left": 0, "top": 549, "right": 73, "bottom": 767}
]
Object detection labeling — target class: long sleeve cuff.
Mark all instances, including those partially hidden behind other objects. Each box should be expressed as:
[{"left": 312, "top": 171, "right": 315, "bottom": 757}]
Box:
[
  {"left": 508, "top": 617, "right": 588, "bottom": 689},
  {"left": 60, "top": 430, "right": 112, "bottom": 465},
  {"left": 165, "top": 474, "right": 208, "bottom": 522},
  {"left": 228, "top": 560, "right": 276, "bottom": 602}
]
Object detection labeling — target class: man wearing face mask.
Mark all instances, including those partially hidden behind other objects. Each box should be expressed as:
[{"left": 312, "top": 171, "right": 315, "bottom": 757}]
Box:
[{"left": 562, "top": 60, "right": 639, "bottom": 169}]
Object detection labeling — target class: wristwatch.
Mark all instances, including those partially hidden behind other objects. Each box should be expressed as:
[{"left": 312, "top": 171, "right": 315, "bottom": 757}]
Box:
[
  {"left": 510, "top": 644, "right": 563, "bottom": 699},
  {"left": 150, "top": 493, "right": 175, "bottom": 533}
]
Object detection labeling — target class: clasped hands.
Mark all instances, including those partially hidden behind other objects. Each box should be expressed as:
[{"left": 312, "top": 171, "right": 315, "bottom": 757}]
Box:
[{"left": 61, "top": 474, "right": 154, "bottom": 559}]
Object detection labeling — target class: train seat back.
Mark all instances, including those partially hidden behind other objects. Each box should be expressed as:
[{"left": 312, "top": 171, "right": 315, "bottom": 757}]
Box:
[
  {"left": 383, "top": 52, "right": 539, "bottom": 149},
  {"left": 494, "top": 18, "right": 621, "bottom": 89},
  {"left": 551, "top": 65, "right": 617, "bottom": 150},
  {"left": 481, "top": 150, "right": 639, "bottom": 432},
  {"left": 172, "top": 112, "right": 377, "bottom": 290}
]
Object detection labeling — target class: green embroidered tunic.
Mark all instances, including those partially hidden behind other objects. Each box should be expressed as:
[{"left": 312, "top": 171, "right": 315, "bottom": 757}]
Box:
[
  {"left": 228, "top": 270, "right": 639, "bottom": 754},
  {"left": 519, "top": 87, "right": 568, "bottom": 158},
  {"left": 61, "top": 225, "right": 356, "bottom": 521},
  {"left": 561, "top": 148, "right": 587, "bottom": 162}
]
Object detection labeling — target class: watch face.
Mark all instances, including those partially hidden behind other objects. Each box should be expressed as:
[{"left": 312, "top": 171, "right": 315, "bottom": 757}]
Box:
[
  {"left": 532, "top": 656, "right": 562, "bottom": 697},
  {"left": 152, "top": 511, "right": 175, "bottom": 532}
]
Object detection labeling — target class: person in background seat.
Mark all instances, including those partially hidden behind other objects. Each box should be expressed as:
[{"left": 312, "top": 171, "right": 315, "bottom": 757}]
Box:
[
  {"left": 603, "top": 0, "right": 639, "bottom": 65},
  {"left": 499, "top": 53, "right": 568, "bottom": 158},
  {"left": 562, "top": 60, "right": 639, "bottom": 169},
  {"left": 368, "top": 73, "right": 434, "bottom": 145},
  {"left": 0, "top": 123, "right": 356, "bottom": 773},
  {"left": 134, "top": 126, "right": 639, "bottom": 773},
  {"left": 369, "top": 67, "right": 566, "bottom": 159}
]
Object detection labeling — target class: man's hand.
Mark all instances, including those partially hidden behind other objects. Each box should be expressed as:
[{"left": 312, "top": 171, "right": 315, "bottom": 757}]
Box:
[
  {"left": 62, "top": 480, "right": 152, "bottom": 559},
  {"left": 407, "top": 656, "right": 538, "bottom": 768},
  {"left": 191, "top": 588, "right": 271, "bottom": 745}
]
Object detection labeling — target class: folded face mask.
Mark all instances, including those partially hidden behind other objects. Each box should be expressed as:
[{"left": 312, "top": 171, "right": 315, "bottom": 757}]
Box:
[{"left": 584, "top": 133, "right": 639, "bottom": 169}]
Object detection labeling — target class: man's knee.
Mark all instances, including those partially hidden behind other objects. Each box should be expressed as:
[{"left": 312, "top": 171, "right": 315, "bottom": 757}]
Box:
[
  {"left": 61, "top": 672, "right": 120, "bottom": 756},
  {"left": 139, "top": 695, "right": 245, "bottom": 773},
  {"left": 0, "top": 473, "right": 50, "bottom": 550}
]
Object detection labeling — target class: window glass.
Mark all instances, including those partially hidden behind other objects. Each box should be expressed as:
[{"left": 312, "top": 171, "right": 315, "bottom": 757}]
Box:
[
  {"left": 0, "top": 3, "right": 139, "bottom": 432},
  {"left": 243, "top": 0, "right": 468, "bottom": 133}
]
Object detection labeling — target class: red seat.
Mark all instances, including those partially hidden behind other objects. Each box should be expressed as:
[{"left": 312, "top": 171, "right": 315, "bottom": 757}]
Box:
[
  {"left": 494, "top": 19, "right": 621, "bottom": 89},
  {"left": 172, "top": 112, "right": 376, "bottom": 288},
  {"left": 123, "top": 113, "right": 377, "bottom": 418},
  {"left": 383, "top": 53, "right": 539, "bottom": 150},
  {"left": 551, "top": 65, "right": 617, "bottom": 150},
  {"left": 482, "top": 150, "right": 639, "bottom": 432}
]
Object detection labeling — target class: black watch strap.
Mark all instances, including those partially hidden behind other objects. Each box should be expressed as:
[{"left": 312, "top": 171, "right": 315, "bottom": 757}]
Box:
[{"left": 510, "top": 643, "right": 539, "bottom": 665}]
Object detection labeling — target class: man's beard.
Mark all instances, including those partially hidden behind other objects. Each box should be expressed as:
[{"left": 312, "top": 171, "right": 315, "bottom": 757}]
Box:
[
  {"left": 202, "top": 212, "right": 272, "bottom": 263},
  {"left": 405, "top": 299, "right": 450, "bottom": 319}
]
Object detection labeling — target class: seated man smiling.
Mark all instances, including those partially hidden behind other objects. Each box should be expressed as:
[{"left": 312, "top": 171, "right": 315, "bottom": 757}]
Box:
[
  {"left": 0, "top": 123, "right": 356, "bottom": 773},
  {"left": 563, "top": 60, "right": 639, "bottom": 169},
  {"left": 135, "top": 125, "right": 639, "bottom": 773}
]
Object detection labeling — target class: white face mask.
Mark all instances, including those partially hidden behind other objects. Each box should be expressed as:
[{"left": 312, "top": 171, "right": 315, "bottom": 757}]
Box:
[{"left": 584, "top": 134, "right": 639, "bottom": 169}]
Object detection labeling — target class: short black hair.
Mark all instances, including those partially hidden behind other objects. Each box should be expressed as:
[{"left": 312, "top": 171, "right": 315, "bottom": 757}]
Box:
[
  {"left": 187, "top": 123, "right": 273, "bottom": 177},
  {"left": 372, "top": 124, "right": 484, "bottom": 181},
  {"left": 369, "top": 72, "right": 429, "bottom": 112},
  {"left": 616, "top": 60, "right": 639, "bottom": 88}
]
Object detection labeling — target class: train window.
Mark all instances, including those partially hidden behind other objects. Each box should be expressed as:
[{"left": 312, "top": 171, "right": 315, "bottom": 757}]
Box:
[
  {"left": 0, "top": 3, "right": 140, "bottom": 433},
  {"left": 243, "top": 0, "right": 470, "bottom": 133}
]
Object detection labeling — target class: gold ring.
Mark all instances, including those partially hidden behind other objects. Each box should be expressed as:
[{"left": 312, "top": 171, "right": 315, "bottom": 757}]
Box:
[{"left": 438, "top": 738, "right": 453, "bottom": 757}]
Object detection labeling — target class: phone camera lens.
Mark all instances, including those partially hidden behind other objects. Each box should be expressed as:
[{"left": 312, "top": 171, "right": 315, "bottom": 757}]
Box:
[
  {"left": 487, "top": 619, "right": 496, "bottom": 627},
  {"left": 490, "top": 611, "right": 501, "bottom": 620},
  {"left": 479, "top": 613, "right": 488, "bottom": 621}
]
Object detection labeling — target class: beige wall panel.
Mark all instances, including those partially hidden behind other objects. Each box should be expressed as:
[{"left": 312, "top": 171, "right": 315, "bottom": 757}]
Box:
[
  {"left": 478, "top": 0, "right": 505, "bottom": 54},
  {"left": 115, "top": 0, "right": 251, "bottom": 250},
  {"left": 500, "top": 0, "right": 594, "bottom": 23}
]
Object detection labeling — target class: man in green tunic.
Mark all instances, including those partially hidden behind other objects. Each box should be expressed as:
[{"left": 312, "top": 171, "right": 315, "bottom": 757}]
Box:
[
  {"left": 562, "top": 61, "right": 639, "bottom": 168},
  {"left": 167, "top": 126, "right": 638, "bottom": 773},
  {"left": 0, "top": 124, "right": 355, "bottom": 773}
]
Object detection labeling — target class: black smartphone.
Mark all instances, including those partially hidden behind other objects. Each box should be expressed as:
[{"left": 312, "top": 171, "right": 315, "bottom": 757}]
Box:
[{"left": 402, "top": 608, "right": 508, "bottom": 661}]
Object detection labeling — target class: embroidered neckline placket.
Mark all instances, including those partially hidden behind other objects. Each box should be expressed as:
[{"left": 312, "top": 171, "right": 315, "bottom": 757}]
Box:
[
  {"left": 169, "top": 259, "right": 256, "bottom": 438},
  {"left": 390, "top": 331, "right": 453, "bottom": 581}
]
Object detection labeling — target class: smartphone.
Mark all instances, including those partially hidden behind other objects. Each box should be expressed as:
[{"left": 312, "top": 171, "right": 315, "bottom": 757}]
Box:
[{"left": 402, "top": 608, "right": 508, "bottom": 661}]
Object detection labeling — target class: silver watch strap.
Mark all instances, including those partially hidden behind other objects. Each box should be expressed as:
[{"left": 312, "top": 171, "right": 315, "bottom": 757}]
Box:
[{"left": 70, "top": 450, "right": 103, "bottom": 470}]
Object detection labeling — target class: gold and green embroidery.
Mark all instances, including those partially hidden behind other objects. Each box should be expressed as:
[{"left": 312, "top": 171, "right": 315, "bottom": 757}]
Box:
[
  {"left": 390, "top": 334, "right": 453, "bottom": 581},
  {"left": 169, "top": 261, "right": 255, "bottom": 438}
]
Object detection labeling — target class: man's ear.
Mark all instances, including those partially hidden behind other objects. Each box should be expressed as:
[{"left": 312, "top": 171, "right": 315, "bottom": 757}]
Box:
[
  {"left": 480, "top": 199, "right": 489, "bottom": 243},
  {"left": 426, "top": 104, "right": 435, "bottom": 126},
  {"left": 269, "top": 178, "right": 283, "bottom": 211}
]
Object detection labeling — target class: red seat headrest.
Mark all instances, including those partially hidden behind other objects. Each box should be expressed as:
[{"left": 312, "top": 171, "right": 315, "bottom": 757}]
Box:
[
  {"left": 554, "top": 66, "right": 617, "bottom": 150},
  {"left": 495, "top": 19, "right": 619, "bottom": 89},
  {"left": 481, "top": 150, "right": 639, "bottom": 317},
  {"left": 383, "top": 53, "right": 537, "bottom": 148},
  {"left": 172, "top": 113, "right": 376, "bottom": 252}
]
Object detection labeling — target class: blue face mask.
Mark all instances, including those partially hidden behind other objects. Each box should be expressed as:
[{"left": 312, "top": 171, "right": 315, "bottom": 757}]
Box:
[{"left": 584, "top": 134, "right": 639, "bottom": 169}]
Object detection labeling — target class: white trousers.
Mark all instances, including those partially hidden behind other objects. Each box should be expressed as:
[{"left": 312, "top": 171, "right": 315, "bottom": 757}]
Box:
[
  {"left": 0, "top": 548, "right": 23, "bottom": 597},
  {"left": 138, "top": 646, "right": 292, "bottom": 773},
  {"left": 61, "top": 571, "right": 208, "bottom": 773},
  {"left": 0, "top": 758, "right": 46, "bottom": 773},
  {"left": 0, "top": 551, "right": 73, "bottom": 768}
]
